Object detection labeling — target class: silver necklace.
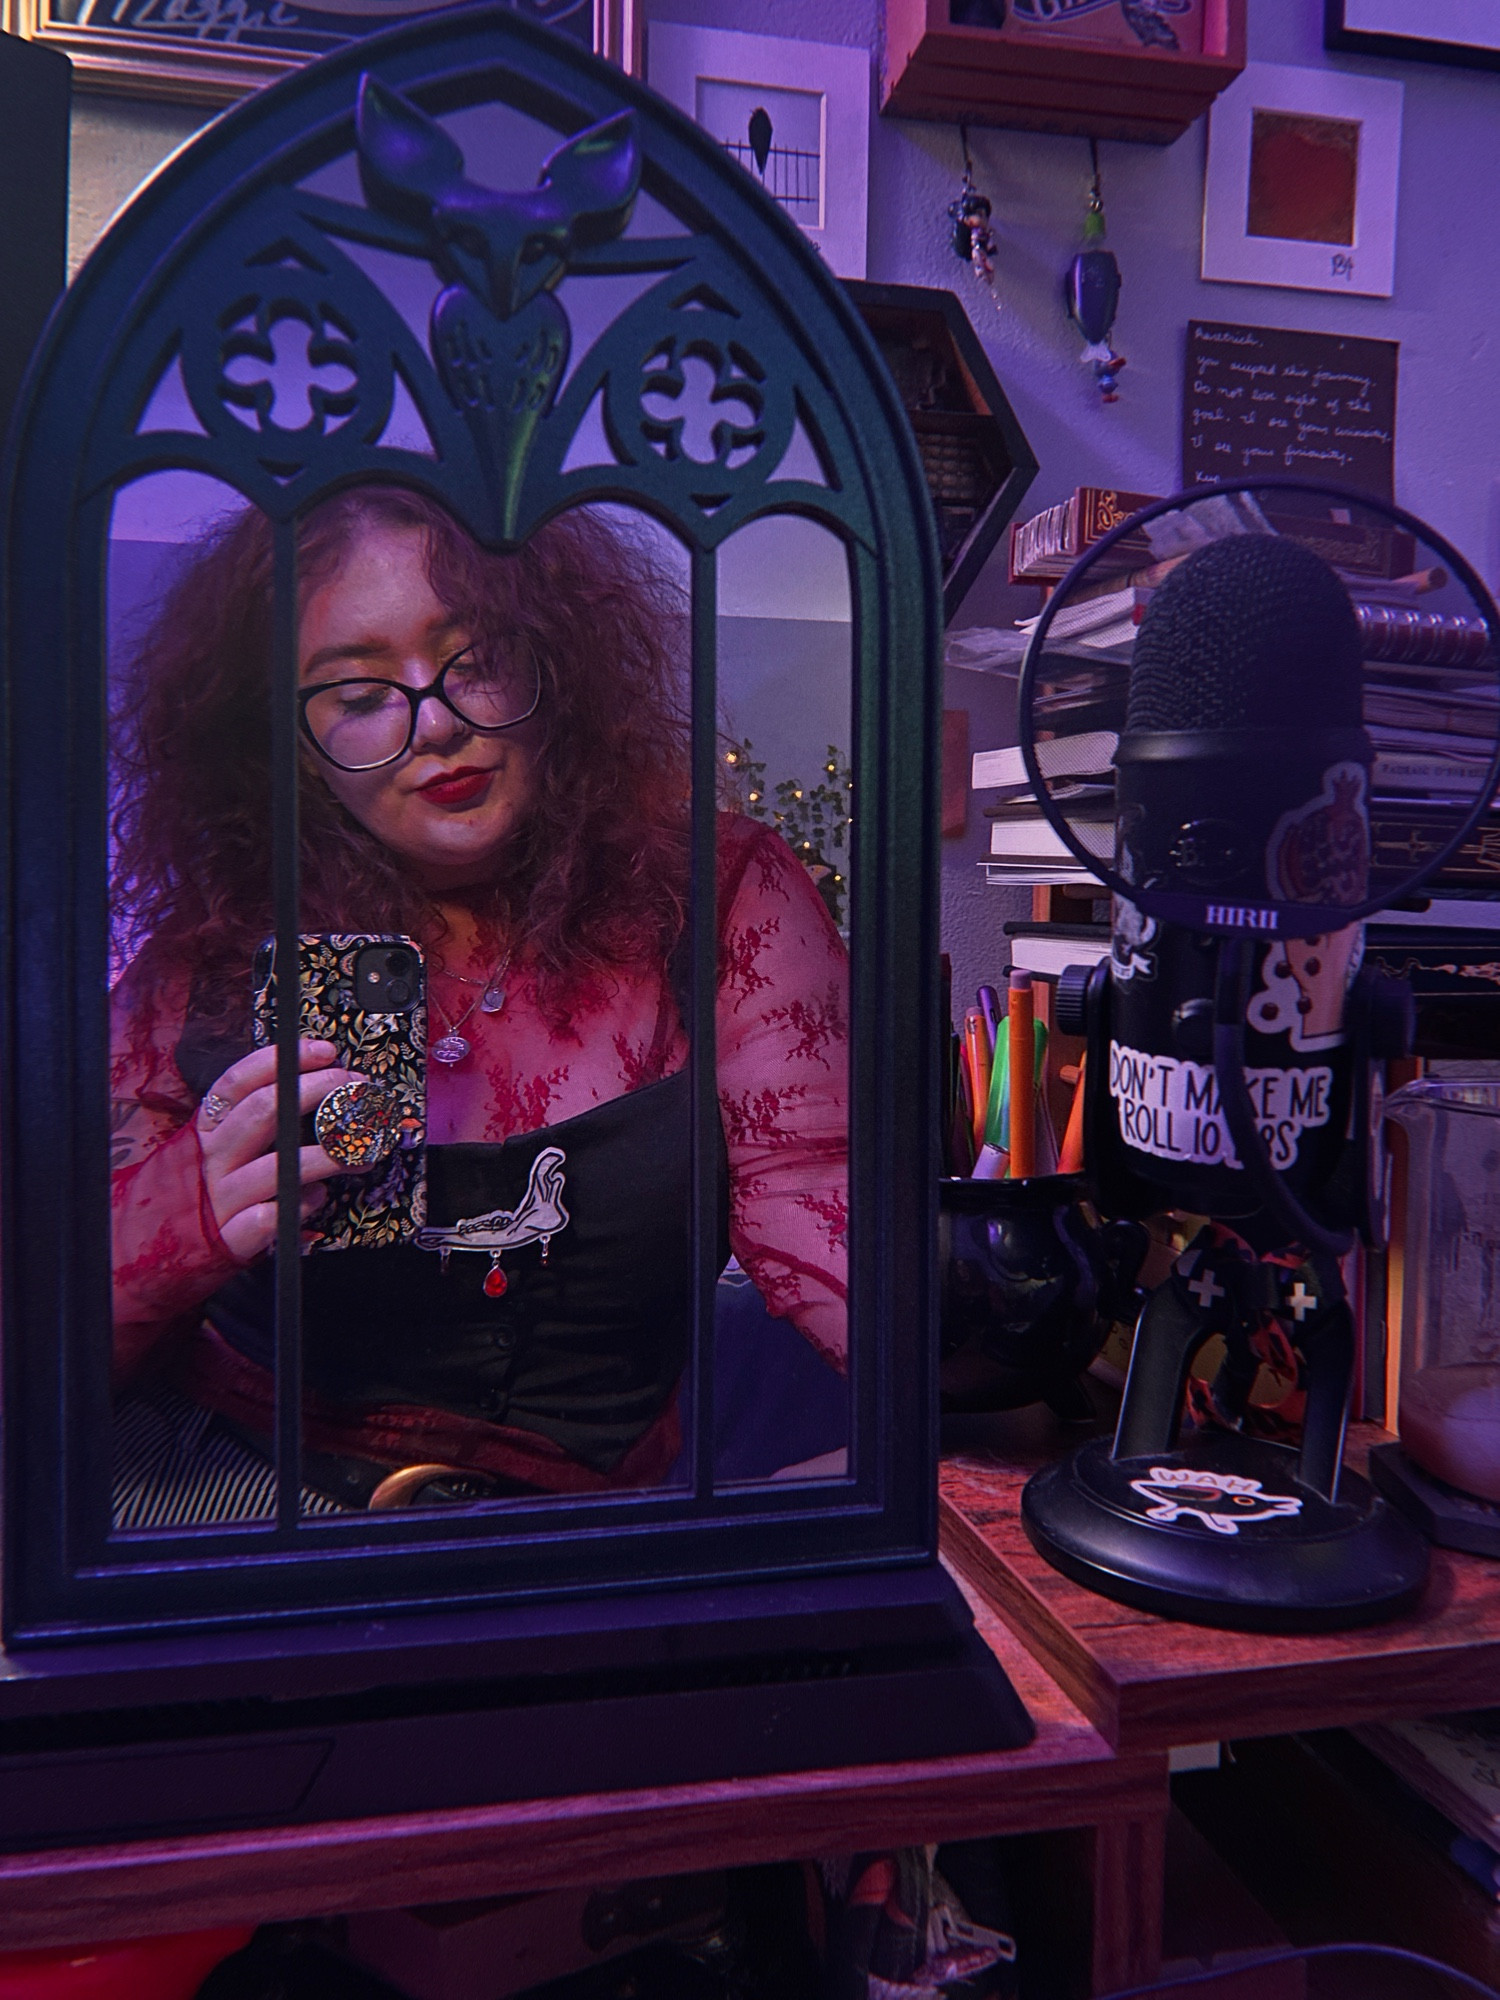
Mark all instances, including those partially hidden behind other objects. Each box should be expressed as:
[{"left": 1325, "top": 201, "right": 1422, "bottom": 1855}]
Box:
[{"left": 431, "top": 946, "right": 514, "bottom": 1066}]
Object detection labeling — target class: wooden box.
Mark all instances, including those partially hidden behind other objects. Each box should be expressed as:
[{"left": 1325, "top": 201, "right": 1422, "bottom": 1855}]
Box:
[{"left": 880, "top": 0, "right": 1246, "bottom": 145}]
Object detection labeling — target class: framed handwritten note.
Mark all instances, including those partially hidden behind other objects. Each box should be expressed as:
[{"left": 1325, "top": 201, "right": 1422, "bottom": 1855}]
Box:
[
  {"left": 1183, "top": 320, "right": 1397, "bottom": 497},
  {"left": 5, "top": 0, "right": 635, "bottom": 104}
]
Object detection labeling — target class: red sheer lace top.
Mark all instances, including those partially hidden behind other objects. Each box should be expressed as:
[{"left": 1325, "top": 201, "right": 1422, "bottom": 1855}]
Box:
[{"left": 110, "top": 816, "right": 849, "bottom": 1415}]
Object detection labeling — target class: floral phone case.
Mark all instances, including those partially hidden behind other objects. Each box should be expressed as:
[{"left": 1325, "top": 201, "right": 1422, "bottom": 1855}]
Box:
[{"left": 251, "top": 932, "right": 427, "bottom": 1252}]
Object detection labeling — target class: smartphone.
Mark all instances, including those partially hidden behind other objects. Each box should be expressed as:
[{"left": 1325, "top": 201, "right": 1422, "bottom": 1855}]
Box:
[{"left": 251, "top": 933, "right": 427, "bottom": 1252}]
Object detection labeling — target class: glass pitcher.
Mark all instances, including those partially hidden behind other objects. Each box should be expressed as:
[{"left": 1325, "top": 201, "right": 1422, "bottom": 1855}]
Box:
[{"left": 1385, "top": 1077, "right": 1500, "bottom": 1503}]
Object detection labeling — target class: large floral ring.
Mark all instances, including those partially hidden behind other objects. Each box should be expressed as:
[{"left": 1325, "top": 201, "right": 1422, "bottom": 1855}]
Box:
[
  {"left": 314, "top": 1078, "right": 406, "bottom": 1170},
  {"left": 199, "top": 1090, "right": 232, "bottom": 1128}
]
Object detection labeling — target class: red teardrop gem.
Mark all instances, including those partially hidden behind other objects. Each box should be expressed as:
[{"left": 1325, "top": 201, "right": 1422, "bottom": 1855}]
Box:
[{"left": 483, "top": 1264, "right": 508, "bottom": 1299}]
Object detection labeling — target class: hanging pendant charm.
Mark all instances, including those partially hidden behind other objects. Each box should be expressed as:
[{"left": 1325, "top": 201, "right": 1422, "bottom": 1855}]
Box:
[
  {"left": 1065, "top": 139, "right": 1125, "bottom": 405},
  {"left": 539, "top": 1234, "right": 551, "bottom": 1267},
  {"left": 947, "top": 124, "right": 1000, "bottom": 312},
  {"left": 483, "top": 1253, "right": 508, "bottom": 1299},
  {"left": 480, "top": 982, "right": 507, "bottom": 1015},
  {"left": 432, "top": 1031, "right": 471, "bottom": 1065}
]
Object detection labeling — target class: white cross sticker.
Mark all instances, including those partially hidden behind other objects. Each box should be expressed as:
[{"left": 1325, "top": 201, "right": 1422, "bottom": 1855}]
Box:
[
  {"left": 1188, "top": 1269, "right": 1225, "bottom": 1310},
  {"left": 1286, "top": 1282, "right": 1316, "bottom": 1323}
]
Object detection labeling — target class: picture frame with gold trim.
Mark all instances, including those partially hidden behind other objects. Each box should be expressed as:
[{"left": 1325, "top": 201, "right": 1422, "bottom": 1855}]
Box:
[{"left": 3, "top": 0, "right": 638, "bottom": 105}]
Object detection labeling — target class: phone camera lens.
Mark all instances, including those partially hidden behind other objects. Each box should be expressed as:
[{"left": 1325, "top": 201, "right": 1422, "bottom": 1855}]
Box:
[{"left": 386, "top": 978, "right": 413, "bottom": 1009}]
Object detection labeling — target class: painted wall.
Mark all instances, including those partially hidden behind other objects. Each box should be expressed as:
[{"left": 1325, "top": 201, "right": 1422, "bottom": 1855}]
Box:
[
  {"left": 629, "top": 0, "right": 1500, "bottom": 1006},
  {"left": 64, "top": 1, "right": 1500, "bottom": 1003}
]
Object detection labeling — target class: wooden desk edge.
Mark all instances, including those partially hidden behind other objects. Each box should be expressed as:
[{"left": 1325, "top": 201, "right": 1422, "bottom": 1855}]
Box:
[
  {"left": 943, "top": 1505, "right": 1120, "bottom": 1743},
  {"left": 0, "top": 1742, "right": 1166, "bottom": 1949},
  {"left": 942, "top": 1454, "right": 1500, "bottom": 1756}
]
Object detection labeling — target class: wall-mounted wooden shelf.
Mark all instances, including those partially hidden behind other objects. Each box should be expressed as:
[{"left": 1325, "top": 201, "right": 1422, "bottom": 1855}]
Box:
[
  {"left": 843, "top": 279, "right": 1038, "bottom": 624},
  {"left": 880, "top": 0, "right": 1246, "bottom": 144}
]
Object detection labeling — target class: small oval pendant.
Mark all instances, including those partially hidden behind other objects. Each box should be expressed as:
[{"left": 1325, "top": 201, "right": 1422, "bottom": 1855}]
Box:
[
  {"left": 431, "top": 1032, "right": 471, "bottom": 1065},
  {"left": 480, "top": 983, "right": 507, "bottom": 1015},
  {"left": 484, "top": 1262, "right": 508, "bottom": 1298}
]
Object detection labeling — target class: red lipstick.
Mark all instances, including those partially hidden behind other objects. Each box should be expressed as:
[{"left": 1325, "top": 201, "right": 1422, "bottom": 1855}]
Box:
[{"left": 419, "top": 767, "right": 490, "bottom": 806}]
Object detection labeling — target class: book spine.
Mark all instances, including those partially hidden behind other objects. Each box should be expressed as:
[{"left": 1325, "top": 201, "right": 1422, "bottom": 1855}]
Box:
[
  {"left": 1358, "top": 603, "right": 1494, "bottom": 669},
  {"left": 1372, "top": 812, "right": 1500, "bottom": 886},
  {"left": 1373, "top": 756, "right": 1494, "bottom": 788},
  {"left": 1012, "top": 495, "right": 1077, "bottom": 578},
  {"left": 1076, "top": 487, "right": 1155, "bottom": 544}
]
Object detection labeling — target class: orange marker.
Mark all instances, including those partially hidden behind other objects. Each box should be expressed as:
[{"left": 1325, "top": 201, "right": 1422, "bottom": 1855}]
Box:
[
  {"left": 1007, "top": 971, "right": 1035, "bottom": 1179},
  {"left": 963, "top": 1007, "right": 993, "bottom": 1160},
  {"left": 1058, "top": 1051, "right": 1088, "bottom": 1175}
]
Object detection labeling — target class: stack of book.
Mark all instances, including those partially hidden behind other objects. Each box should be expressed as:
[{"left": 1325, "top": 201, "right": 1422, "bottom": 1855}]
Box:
[
  {"left": 1006, "top": 485, "right": 1421, "bottom": 589},
  {"left": 971, "top": 737, "right": 1109, "bottom": 885},
  {"left": 1007, "top": 486, "right": 1159, "bottom": 585}
]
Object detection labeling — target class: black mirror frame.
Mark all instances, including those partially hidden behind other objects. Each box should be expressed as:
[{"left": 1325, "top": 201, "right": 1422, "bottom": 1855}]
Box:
[{"left": 1, "top": 3, "right": 944, "bottom": 1644}]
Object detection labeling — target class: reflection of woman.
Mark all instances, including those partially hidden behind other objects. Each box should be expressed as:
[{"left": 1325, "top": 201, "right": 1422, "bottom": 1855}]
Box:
[{"left": 110, "top": 489, "right": 848, "bottom": 1521}]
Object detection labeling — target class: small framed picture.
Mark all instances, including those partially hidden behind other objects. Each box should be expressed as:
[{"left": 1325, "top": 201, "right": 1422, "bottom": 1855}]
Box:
[
  {"left": 1201, "top": 61, "right": 1403, "bottom": 298},
  {"left": 648, "top": 24, "right": 869, "bottom": 279},
  {"left": 1326, "top": 0, "right": 1500, "bottom": 73}
]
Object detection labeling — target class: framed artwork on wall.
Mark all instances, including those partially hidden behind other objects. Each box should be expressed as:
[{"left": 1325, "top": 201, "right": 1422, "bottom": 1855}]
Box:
[
  {"left": 1, "top": 0, "right": 639, "bottom": 105},
  {"left": 647, "top": 24, "right": 870, "bottom": 279},
  {"left": 1326, "top": 0, "right": 1500, "bottom": 72},
  {"left": 1201, "top": 61, "right": 1403, "bottom": 298}
]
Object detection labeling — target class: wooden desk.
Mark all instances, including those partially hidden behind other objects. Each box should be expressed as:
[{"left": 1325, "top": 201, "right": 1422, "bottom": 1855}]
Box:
[
  {"left": 941, "top": 1417, "right": 1500, "bottom": 1755},
  {"left": 0, "top": 1574, "right": 1169, "bottom": 1996}
]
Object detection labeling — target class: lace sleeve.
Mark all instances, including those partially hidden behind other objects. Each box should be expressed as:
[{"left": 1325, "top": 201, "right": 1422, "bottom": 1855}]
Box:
[
  {"left": 110, "top": 969, "right": 241, "bottom": 1373},
  {"left": 717, "top": 821, "right": 848, "bottom": 1369}
]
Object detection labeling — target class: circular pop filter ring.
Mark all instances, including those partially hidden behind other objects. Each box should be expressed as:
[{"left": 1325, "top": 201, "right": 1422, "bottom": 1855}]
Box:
[{"left": 1017, "top": 475, "right": 1500, "bottom": 939}]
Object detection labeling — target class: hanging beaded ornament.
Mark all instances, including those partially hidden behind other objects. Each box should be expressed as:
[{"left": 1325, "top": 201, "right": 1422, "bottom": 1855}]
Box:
[{"left": 1064, "top": 140, "right": 1125, "bottom": 405}]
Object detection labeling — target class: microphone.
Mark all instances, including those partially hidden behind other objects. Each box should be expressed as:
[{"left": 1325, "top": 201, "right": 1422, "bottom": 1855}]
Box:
[
  {"left": 1015, "top": 479, "right": 1500, "bottom": 1631},
  {"left": 1075, "top": 533, "right": 1379, "bottom": 1245}
]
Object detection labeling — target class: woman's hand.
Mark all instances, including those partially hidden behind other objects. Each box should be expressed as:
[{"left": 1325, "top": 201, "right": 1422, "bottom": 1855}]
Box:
[{"left": 196, "top": 1040, "right": 366, "bottom": 1261}]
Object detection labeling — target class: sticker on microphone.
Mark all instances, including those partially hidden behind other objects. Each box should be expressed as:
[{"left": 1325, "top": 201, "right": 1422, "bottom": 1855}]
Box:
[
  {"left": 1267, "top": 761, "right": 1370, "bottom": 908},
  {"left": 1109, "top": 1041, "right": 1334, "bottom": 1169},
  {"left": 1247, "top": 924, "right": 1363, "bottom": 1054}
]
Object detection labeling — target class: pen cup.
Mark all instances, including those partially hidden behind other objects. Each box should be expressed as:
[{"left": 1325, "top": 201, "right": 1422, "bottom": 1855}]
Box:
[{"left": 939, "top": 1175, "right": 1146, "bottom": 1417}]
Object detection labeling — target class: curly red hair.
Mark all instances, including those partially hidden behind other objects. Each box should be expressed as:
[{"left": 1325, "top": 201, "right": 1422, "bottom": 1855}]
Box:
[{"left": 111, "top": 490, "right": 691, "bottom": 1029}]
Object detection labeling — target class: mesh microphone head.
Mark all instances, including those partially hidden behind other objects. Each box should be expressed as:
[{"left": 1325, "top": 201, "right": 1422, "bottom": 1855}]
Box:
[{"left": 1126, "top": 534, "right": 1363, "bottom": 732}]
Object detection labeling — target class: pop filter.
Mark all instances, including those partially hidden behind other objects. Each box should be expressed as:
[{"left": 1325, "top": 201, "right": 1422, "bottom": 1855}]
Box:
[{"left": 1019, "top": 478, "right": 1500, "bottom": 939}]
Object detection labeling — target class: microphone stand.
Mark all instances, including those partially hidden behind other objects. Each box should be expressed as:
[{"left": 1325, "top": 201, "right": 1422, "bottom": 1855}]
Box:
[{"left": 1020, "top": 942, "right": 1429, "bottom": 1633}]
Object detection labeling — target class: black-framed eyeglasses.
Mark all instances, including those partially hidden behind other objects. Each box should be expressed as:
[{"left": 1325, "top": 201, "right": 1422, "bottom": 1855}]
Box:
[{"left": 299, "top": 647, "right": 541, "bottom": 772}]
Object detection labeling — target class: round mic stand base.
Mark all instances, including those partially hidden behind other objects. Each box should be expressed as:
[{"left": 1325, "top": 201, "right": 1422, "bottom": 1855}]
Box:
[
  {"left": 1022, "top": 1432, "right": 1430, "bottom": 1633},
  {"left": 1368, "top": 1440, "right": 1500, "bottom": 1560},
  {"left": 1019, "top": 1231, "right": 1430, "bottom": 1632}
]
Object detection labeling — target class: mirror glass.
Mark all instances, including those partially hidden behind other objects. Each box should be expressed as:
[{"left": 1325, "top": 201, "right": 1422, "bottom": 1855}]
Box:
[
  {"left": 715, "top": 513, "right": 851, "bottom": 1487},
  {"left": 104, "top": 95, "right": 855, "bottom": 1532}
]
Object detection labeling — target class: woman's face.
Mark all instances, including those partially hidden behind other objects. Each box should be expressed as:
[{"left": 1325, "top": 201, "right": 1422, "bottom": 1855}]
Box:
[{"left": 298, "top": 521, "right": 540, "bottom": 892}]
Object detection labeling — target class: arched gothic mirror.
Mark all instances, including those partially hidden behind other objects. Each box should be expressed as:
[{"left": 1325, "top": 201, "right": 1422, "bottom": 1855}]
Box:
[{"left": 3, "top": 7, "right": 945, "bottom": 1647}]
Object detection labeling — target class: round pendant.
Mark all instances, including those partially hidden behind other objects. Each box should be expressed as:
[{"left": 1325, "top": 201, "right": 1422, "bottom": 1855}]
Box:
[
  {"left": 484, "top": 1263, "right": 508, "bottom": 1298},
  {"left": 431, "top": 1031, "right": 471, "bottom": 1065},
  {"left": 480, "top": 983, "right": 508, "bottom": 1015}
]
